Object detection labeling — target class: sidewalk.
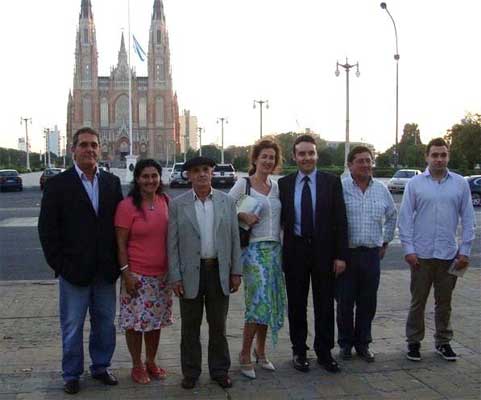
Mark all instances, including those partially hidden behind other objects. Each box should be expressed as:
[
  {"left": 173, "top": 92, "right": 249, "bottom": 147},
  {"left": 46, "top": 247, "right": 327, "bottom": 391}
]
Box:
[{"left": 0, "top": 269, "right": 479, "bottom": 400}]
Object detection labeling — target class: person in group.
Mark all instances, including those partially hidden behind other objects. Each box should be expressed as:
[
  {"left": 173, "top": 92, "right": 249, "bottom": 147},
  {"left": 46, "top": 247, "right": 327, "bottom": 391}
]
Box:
[
  {"left": 337, "top": 146, "right": 397, "bottom": 363},
  {"left": 38, "top": 127, "right": 123, "bottom": 395},
  {"left": 115, "top": 159, "right": 173, "bottom": 384},
  {"left": 278, "top": 134, "right": 348, "bottom": 373},
  {"left": 228, "top": 138, "right": 286, "bottom": 380},
  {"left": 168, "top": 156, "right": 242, "bottom": 390},
  {"left": 398, "top": 137, "right": 475, "bottom": 362}
]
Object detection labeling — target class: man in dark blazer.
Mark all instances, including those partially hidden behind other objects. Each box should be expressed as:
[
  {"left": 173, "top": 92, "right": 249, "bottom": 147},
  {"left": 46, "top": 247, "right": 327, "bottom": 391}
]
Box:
[
  {"left": 38, "top": 127, "right": 123, "bottom": 394},
  {"left": 278, "top": 134, "right": 348, "bottom": 373}
]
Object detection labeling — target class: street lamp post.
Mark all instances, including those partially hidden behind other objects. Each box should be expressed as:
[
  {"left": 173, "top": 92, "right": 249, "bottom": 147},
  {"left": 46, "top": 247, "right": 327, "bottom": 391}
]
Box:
[
  {"left": 216, "top": 117, "right": 228, "bottom": 164},
  {"left": 20, "top": 117, "right": 32, "bottom": 171},
  {"left": 253, "top": 99, "right": 269, "bottom": 139},
  {"left": 43, "top": 128, "right": 51, "bottom": 168},
  {"left": 335, "top": 58, "right": 360, "bottom": 174},
  {"left": 197, "top": 127, "right": 203, "bottom": 156},
  {"left": 380, "top": 2, "right": 400, "bottom": 169}
]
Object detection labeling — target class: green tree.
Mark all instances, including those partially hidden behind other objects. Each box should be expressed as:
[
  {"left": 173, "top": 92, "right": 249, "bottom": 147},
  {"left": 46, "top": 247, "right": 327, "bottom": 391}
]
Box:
[{"left": 445, "top": 113, "right": 481, "bottom": 170}]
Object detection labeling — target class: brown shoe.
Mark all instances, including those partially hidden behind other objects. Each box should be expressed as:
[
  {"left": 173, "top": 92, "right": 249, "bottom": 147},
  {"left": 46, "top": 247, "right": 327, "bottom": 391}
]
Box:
[{"left": 181, "top": 376, "right": 197, "bottom": 389}]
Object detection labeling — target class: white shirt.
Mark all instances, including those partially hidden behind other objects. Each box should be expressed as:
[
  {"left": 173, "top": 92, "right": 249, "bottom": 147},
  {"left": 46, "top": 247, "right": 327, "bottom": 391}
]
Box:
[
  {"left": 74, "top": 163, "right": 100, "bottom": 215},
  {"left": 229, "top": 177, "right": 281, "bottom": 243},
  {"left": 193, "top": 190, "right": 217, "bottom": 258}
]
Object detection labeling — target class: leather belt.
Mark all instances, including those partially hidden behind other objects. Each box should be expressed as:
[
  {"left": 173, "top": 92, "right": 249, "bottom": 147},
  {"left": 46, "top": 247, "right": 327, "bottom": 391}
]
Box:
[
  {"left": 350, "top": 246, "right": 378, "bottom": 252},
  {"left": 294, "top": 235, "right": 313, "bottom": 245},
  {"left": 201, "top": 258, "right": 218, "bottom": 267}
]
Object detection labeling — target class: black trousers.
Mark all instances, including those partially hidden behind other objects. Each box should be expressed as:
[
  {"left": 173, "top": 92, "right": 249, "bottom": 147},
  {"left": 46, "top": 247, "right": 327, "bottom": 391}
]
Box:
[
  {"left": 285, "top": 237, "right": 335, "bottom": 357},
  {"left": 336, "top": 247, "right": 380, "bottom": 350},
  {"left": 179, "top": 262, "right": 230, "bottom": 379}
]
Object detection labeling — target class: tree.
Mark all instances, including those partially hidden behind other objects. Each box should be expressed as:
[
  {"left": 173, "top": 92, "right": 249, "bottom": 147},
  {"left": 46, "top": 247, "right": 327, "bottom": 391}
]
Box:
[
  {"left": 400, "top": 123, "right": 422, "bottom": 145},
  {"left": 445, "top": 113, "right": 481, "bottom": 170}
]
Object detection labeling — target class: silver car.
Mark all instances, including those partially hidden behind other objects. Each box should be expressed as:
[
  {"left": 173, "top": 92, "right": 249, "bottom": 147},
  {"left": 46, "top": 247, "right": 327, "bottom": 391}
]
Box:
[{"left": 387, "top": 169, "right": 422, "bottom": 193}]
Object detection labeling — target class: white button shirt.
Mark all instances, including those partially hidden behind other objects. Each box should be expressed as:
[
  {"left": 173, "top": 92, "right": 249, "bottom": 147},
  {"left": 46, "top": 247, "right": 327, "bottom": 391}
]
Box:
[{"left": 193, "top": 190, "right": 217, "bottom": 258}]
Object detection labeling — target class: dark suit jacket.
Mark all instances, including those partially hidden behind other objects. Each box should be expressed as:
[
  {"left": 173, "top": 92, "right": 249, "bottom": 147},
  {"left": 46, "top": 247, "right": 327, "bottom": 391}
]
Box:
[
  {"left": 38, "top": 167, "right": 123, "bottom": 286},
  {"left": 278, "top": 170, "right": 348, "bottom": 273}
]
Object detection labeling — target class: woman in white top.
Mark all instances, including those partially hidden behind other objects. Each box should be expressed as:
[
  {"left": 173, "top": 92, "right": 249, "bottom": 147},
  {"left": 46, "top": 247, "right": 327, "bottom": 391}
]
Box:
[{"left": 229, "top": 138, "right": 286, "bottom": 379}]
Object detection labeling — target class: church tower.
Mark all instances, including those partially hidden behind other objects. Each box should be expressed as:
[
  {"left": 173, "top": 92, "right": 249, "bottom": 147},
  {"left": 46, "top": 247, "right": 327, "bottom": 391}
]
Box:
[
  {"left": 147, "top": 0, "right": 175, "bottom": 161},
  {"left": 68, "top": 0, "right": 99, "bottom": 149}
]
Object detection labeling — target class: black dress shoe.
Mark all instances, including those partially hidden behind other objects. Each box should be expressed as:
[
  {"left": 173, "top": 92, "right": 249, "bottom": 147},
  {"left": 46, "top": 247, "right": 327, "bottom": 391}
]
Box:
[
  {"left": 356, "top": 347, "right": 375, "bottom": 363},
  {"left": 339, "top": 347, "right": 352, "bottom": 360},
  {"left": 64, "top": 380, "right": 80, "bottom": 394},
  {"left": 92, "top": 370, "right": 118, "bottom": 385},
  {"left": 181, "top": 376, "right": 197, "bottom": 389},
  {"left": 292, "top": 354, "right": 310, "bottom": 372},
  {"left": 212, "top": 375, "right": 233, "bottom": 388},
  {"left": 317, "top": 353, "right": 341, "bottom": 373}
]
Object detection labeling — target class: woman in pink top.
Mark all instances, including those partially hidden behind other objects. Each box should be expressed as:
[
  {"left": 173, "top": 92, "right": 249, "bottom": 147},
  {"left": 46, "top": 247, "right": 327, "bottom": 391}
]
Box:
[{"left": 115, "top": 159, "right": 173, "bottom": 384}]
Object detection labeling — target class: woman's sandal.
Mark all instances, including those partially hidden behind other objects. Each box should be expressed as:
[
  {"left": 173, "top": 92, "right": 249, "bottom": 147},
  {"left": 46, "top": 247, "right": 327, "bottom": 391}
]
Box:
[
  {"left": 131, "top": 365, "right": 151, "bottom": 384},
  {"left": 146, "top": 362, "right": 167, "bottom": 380}
]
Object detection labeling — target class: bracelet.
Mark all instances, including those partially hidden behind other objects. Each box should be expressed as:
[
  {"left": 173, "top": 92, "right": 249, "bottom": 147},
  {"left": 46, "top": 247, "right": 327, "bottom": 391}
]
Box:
[{"left": 120, "top": 264, "right": 129, "bottom": 272}]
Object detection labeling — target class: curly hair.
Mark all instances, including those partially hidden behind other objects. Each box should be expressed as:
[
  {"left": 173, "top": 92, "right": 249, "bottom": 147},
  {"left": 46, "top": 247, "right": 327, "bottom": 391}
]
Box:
[{"left": 248, "top": 137, "right": 283, "bottom": 176}]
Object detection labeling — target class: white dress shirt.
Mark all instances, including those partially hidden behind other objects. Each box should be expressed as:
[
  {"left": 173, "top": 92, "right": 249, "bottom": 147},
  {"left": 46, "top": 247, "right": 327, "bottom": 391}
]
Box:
[
  {"left": 193, "top": 190, "right": 217, "bottom": 258},
  {"left": 74, "top": 163, "right": 99, "bottom": 215}
]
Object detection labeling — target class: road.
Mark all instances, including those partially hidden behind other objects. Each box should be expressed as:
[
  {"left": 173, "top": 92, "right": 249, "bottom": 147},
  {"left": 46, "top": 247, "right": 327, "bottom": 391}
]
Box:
[{"left": 0, "top": 171, "right": 479, "bottom": 281}]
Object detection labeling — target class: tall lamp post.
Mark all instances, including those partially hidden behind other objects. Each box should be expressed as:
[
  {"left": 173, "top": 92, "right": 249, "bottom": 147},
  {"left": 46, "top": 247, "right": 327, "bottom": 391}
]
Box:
[
  {"left": 197, "top": 127, "right": 203, "bottom": 156},
  {"left": 335, "top": 58, "right": 360, "bottom": 174},
  {"left": 20, "top": 117, "right": 32, "bottom": 171},
  {"left": 43, "top": 128, "right": 51, "bottom": 168},
  {"left": 216, "top": 117, "right": 228, "bottom": 164},
  {"left": 380, "top": 2, "right": 400, "bottom": 169},
  {"left": 253, "top": 99, "right": 269, "bottom": 139}
]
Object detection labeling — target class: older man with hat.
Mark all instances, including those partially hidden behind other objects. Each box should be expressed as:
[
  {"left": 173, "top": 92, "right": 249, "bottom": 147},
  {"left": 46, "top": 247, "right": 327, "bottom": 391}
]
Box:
[{"left": 168, "top": 156, "right": 242, "bottom": 390}]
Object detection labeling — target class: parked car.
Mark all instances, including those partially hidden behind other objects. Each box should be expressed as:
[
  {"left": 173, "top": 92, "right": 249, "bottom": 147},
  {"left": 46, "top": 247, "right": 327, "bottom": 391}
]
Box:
[
  {"left": 0, "top": 169, "right": 23, "bottom": 192},
  {"left": 212, "top": 164, "right": 237, "bottom": 188},
  {"left": 169, "top": 162, "right": 190, "bottom": 188},
  {"left": 40, "top": 168, "right": 64, "bottom": 190},
  {"left": 387, "top": 169, "right": 422, "bottom": 193},
  {"left": 465, "top": 175, "right": 481, "bottom": 207}
]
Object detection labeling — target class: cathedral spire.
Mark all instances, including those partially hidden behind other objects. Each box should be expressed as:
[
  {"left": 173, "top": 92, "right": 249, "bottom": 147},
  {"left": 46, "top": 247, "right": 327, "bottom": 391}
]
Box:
[
  {"left": 152, "top": 0, "right": 164, "bottom": 21},
  {"left": 80, "top": 0, "right": 93, "bottom": 19},
  {"left": 117, "top": 32, "right": 129, "bottom": 70}
]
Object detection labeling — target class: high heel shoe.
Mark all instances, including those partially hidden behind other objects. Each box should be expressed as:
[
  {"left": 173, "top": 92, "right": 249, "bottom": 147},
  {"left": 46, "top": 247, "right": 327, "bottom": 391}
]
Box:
[
  {"left": 253, "top": 349, "right": 275, "bottom": 371},
  {"left": 239, "top": 353, "right": 256, "bottom": 379}
]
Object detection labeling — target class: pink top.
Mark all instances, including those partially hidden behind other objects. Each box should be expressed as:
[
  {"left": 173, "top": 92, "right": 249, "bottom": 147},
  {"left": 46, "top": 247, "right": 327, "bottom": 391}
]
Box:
[{"left": 114, "top": 194, "right": 169, "bottom": 276}]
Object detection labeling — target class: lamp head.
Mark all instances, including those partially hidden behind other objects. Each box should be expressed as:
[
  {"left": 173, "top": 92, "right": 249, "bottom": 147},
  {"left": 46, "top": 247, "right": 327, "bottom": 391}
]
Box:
[
  {"left": 266, "top": 100, "right": 269, "bottom": 109},
  {"left": 380, "top": 2, "right": 387, "bottom": 9},
  {"left": 335, "top": 68, "right": 340, "bottom": 77},
  {"left": 253, "top": 101, "right": 256, "bottom": 109}
]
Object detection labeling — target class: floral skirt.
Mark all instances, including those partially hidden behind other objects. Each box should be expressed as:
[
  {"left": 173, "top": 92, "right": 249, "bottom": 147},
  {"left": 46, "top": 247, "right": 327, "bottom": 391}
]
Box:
[
  {"left": 241, "top": 241, "right": 286, "bottom": 345},
  {"left": 119, "top": 272, "right": 174, "bottom": 332}
]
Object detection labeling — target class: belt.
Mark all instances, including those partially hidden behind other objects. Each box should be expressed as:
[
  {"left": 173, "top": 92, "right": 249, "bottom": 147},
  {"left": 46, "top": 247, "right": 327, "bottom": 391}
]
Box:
[
  {"left": 350, "top": 246, "right": 378, "bottom": 252},
  {"left": 294, "top": 235, "right": 313, "bottom": 245},
  {"left": 201, "top": 258, "right": 218, "bottom": 267}
]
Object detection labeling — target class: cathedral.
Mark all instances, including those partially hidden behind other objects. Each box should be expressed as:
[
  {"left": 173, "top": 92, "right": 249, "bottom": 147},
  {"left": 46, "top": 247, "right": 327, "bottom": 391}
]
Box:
[{"left": 67, "top": 0, "right": 179, "bottom": 166}]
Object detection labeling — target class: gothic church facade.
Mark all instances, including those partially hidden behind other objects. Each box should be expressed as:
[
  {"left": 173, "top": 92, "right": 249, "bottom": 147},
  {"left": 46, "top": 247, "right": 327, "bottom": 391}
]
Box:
[{"left": 67, "top": 0, "right": 178, "bottom": 165}]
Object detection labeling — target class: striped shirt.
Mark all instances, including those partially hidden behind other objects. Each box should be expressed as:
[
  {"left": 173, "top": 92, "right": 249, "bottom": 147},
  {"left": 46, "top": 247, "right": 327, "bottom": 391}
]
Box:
[
  {"left": 398, "top": 168, "right": 475, "bottom": 259},
  {"left": 342, "top": 176, "right": 397, "bottom": 248}
]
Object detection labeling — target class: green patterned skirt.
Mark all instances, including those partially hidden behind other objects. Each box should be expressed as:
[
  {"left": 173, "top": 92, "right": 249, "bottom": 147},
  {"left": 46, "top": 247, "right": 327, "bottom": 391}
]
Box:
[{"left": 241, "top": 241, "right": 286, "bottom": 345}]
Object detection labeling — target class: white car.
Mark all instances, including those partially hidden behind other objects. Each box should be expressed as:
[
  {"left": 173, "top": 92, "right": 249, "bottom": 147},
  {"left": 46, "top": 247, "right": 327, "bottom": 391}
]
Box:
[
  {"left": 387, "top": 169, "right": 422, "bottom": 193},
  {"left": 212, "top": 164, "right": 237, "bottom": 188},
  {"left": 169, "top": 162, "right": 190, "bottom": 188}
]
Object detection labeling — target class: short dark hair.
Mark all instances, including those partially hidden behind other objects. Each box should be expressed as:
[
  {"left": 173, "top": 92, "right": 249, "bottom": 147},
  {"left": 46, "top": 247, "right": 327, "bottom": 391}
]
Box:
[
  {"left": 72, "top": 127, "right": 100, "bottom": 147},
  {"left": 292, "top": 134, "right": 316, "bottom": 154},
  {"left": 425, "top": 137, "right": 449, "bottom": 155},
  {"left": 348, "top": 146, "right": 373, "bottom": 163}
]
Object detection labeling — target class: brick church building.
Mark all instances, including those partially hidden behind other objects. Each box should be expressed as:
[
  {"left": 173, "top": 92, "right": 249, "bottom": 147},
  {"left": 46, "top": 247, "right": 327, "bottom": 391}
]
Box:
[{"left": 67, "top": 0, "right": 179, "bottom": 166}]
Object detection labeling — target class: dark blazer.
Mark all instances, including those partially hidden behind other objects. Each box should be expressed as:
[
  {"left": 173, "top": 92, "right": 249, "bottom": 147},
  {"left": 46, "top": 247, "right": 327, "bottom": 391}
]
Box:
[
  {"left": 278, "top": 170, "right": 348, "bottom": 272},
  {"left": 38, "top": 167, "right": 123, "bottom": 286}
]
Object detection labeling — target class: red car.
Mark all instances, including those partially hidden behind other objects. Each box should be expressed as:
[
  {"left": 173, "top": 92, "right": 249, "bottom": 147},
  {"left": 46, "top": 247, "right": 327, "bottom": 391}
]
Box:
[{"left": 40, "top": 168, "right": 64, "bottom": 190}]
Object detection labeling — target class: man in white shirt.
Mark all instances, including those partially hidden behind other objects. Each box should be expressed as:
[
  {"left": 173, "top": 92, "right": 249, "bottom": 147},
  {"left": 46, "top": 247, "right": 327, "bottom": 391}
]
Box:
[{"left": 168, "top": 157, "right": 242, "bottom": 390}]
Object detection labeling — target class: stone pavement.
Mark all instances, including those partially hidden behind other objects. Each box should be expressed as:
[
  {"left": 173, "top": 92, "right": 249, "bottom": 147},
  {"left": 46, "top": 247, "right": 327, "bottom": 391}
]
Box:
[{"left": 0, "top": 269, "right": 479, "bottom": 400}]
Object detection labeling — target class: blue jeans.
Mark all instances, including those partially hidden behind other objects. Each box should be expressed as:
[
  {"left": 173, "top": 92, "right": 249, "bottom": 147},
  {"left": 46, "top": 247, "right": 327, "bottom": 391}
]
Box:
[
  {"left": 336, "top": 247, "right": 380, "bottom": 350},
  {"left": 59, "top": 276, "right": 116, "bottom": 382}
]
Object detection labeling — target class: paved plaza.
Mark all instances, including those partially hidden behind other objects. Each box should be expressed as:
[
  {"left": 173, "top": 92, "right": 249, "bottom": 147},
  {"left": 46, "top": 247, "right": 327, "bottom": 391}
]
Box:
[{"left": 0, "top": 268, "right": 479, "bottom": 399}]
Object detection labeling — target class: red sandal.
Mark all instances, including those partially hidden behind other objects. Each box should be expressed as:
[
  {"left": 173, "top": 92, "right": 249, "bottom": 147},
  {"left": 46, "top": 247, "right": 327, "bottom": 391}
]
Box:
[
  {"left": 146, "top": 362, "right": 167, "bottom": 380},
  {"left": 131, "top": 365, "right": 151, "bottom": 384}
]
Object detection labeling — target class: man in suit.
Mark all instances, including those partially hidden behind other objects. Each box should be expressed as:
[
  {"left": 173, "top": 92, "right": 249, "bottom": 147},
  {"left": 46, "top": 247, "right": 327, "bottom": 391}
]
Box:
[
  {"left": 279, "top": 134, "right": 348, "bottom": 373},
  {"left": 38, "top": 127, "right": 123, "bottom": 394},
  {"left": 168, "top": 156, "right": 242, "bottom": 390}
]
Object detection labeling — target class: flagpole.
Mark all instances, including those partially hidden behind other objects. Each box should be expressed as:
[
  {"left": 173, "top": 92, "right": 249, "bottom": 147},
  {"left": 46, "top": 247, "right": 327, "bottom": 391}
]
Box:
[{"left": 127, "top": 0, "right": 133, "bottom": 156}]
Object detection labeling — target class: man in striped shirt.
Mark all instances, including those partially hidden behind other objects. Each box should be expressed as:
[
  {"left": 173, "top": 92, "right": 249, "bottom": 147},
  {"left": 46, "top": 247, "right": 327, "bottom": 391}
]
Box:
[{"left": 337, "top": 146, "right": 397, "bottom": 362}]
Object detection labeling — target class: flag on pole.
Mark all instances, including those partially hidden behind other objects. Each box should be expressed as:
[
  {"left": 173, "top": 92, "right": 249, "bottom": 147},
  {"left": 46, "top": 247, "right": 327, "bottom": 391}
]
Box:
[{"left": 133, "top": 35, "right": 147, "bottom": 62}]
